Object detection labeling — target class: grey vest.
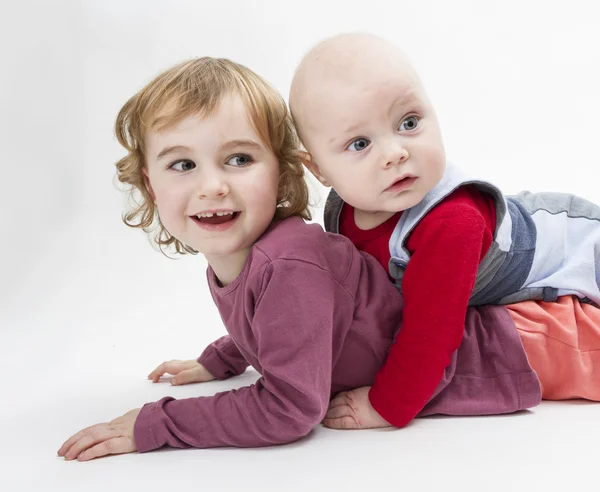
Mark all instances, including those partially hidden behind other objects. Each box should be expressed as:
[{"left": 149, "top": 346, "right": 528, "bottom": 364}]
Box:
[{"left": 325, "top": 163, "right": 600, "bottom": 306}]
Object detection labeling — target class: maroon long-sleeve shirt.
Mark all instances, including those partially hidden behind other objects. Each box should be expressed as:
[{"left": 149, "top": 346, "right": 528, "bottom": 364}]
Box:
[{"left": 134, "top": 216, "right": 540, "bottom": 451}]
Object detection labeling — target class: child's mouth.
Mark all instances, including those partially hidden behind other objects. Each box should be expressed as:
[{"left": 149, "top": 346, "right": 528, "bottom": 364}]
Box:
[
  {"left": 195, "top": 212, "right": 238, "bottom": 225},
  {"left": 191, "top": 211, "right": 240, "bottom": 230}
]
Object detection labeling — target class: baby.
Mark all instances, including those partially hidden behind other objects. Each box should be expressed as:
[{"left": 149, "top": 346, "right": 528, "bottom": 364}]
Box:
[{"left": 290, "top": 33, "right": 600, "bottom": 428}]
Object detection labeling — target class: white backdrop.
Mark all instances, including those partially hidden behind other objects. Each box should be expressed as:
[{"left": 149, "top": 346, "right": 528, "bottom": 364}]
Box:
[{"left": 1, "top": 0, "right": 599, "bottom": 490}]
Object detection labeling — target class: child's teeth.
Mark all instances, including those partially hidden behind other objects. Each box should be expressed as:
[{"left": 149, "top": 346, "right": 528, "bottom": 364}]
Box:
[{"left": 196, "top": 211, "right": 234, "bottom": 218}]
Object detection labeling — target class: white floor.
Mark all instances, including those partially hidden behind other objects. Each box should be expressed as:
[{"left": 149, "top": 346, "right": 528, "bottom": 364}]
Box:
[{"left": 1, "top": 216, "right": 599, "bottom": 492}]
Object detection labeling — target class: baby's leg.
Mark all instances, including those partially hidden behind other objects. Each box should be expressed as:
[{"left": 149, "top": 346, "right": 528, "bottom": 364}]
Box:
[{"left": 506, "top": 296, "right": 600, "bottom": 400}]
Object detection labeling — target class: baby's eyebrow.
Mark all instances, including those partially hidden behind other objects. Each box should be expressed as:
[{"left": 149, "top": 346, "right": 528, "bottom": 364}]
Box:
[
  {"left": 329, "top": 91, "right": 425, "bottom": 145},
  {"left": 329, "top": 123, "right": 364, "bottom": 144},
  {"left": 389, "top": 90, "right": 423, "bottom": 113}
]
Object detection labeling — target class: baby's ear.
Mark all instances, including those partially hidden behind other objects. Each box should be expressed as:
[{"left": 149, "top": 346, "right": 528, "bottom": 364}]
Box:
[
  {"left": 142, "top": 168, "right": 156, "bottom": 201},
  {"left": 299, "top": 151, "right": 331, "bottom": 187}
]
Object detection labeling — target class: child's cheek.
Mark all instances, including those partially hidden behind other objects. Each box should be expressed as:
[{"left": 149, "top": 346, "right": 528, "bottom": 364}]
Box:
[{"left": 153, "top": 185, "right": 189, "bottom": 226}]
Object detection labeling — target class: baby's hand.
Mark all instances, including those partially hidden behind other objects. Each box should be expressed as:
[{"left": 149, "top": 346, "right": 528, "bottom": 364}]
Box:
[
  {"left": 57, "top": 408, "right": 140, "bottom": 461},
  {"left": 323, "top": 386, "right": 392, "bottom": 430},
  {"left": 147, "top": 359, "right": 215, "bottom": 385}
]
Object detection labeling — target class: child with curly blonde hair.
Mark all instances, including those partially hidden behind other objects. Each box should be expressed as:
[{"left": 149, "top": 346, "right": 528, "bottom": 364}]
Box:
[{"left": 56, "top": 57, "right": 410, "bottom": 459}]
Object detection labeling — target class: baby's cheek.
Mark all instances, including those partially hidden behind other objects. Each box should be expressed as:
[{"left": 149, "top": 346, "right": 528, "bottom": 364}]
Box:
[{"left": 424, "top": 147, "right": 445, "bottom": 177}]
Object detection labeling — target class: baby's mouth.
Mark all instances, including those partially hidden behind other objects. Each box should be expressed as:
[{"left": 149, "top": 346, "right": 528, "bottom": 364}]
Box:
[{"left": 385, "top": 176, "right": 417, "bottom": 192}]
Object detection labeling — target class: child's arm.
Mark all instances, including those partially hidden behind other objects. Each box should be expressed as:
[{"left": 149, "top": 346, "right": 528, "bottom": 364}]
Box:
[
  {"left": 58, "top": 262, "right": 346, "bottom": 458},
  {"left": 133, "top": 262, "right": 342, "bottom": 450},
  {"left": 368, "top": 188, "right": 495, "bottom": 427}
]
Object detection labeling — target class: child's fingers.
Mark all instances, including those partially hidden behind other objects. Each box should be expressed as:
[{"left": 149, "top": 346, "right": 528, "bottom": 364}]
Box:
[
  {"left": 147, "top": 361, "right": 179, "bottom": 381},
  {"left": 61, "top": 426, "right": 120, "bottom": 461},
  {"left": 171, "top": 367, "right": 203, "bottom": 385},
  {"left": 148, "top": 360, "right": 197, "bottom": 382},
  {"left": 57, "top": 423, "right": 105, "bottom": 456},
  {"left": 76, "top": 436, "right": 134, "bottom": 461},
  {"left": 147, "top": 362, "right": 168, "bottom": 381}
]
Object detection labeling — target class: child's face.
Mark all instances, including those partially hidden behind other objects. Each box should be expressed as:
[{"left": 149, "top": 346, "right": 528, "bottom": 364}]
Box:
[
  {"left": 144, "top": 95, "right": 280, "bottom": 261},
  {"left": 297, "top": 50, "right": 446, "bottom": 226}
]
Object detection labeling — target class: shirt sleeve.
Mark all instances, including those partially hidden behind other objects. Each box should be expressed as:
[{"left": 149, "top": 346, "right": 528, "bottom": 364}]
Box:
[
  {"left": 134, "top": 261, "right": 346, "bottom": 451},
  {"left": 197, "top": 335, "right": 250, "bottom": 380},
  {"left": 368, "top": 190, "right": 494, "bottom": 427}
]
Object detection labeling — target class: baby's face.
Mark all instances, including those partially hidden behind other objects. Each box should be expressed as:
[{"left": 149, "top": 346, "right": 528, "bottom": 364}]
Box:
[{"left": 299, "top": 57, "right": 446, "bottom": 228}]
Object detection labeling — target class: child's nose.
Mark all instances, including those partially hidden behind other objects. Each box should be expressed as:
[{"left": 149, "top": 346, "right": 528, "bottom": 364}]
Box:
[{"left": 196, "top": 171, "right": 229, "bottom": 198}]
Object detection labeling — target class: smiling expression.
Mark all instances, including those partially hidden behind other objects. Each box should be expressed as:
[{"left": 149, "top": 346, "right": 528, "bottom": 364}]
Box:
[{"left": 144, "top": 94, "right": 280, "bottom": 274}]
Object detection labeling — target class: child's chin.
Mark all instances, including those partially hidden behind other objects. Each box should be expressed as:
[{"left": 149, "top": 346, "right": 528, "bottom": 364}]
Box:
[{"left": 201, "top": 245, "right": 242, "bottom": 258}]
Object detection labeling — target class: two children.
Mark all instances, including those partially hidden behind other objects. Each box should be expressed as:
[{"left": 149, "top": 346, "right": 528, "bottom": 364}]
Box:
[{"left": 58, "top": 39, "right": 600, "bottom": 460}]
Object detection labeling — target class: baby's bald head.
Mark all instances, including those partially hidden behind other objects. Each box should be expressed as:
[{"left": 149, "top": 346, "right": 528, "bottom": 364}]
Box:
[
  {"left": 289, "top": 33, "right": 425, "bottom": 148},
  {"left": 288, "top": 33, "right": 446, "bottom": 218}
]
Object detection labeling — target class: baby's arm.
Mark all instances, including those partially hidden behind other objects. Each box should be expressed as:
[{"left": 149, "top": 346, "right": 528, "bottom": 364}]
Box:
[
  {"left": 369, "top": 188, "right": 494, "bottom": 427},
  {"left": 133, "top": 262, "right": 344, "bottom": 450}
]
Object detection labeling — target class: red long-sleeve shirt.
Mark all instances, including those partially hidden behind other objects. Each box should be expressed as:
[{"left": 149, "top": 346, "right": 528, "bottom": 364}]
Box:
[{"left": 339, "top": 186, "right": 496, "bottom": 427}]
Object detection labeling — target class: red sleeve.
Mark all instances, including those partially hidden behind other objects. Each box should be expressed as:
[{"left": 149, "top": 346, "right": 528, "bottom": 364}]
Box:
[{"left": 368, "top": 188, "right": 495, "bottom": 427}]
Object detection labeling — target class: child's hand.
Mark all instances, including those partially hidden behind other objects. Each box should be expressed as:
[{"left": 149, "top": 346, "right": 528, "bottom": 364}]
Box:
[
  {"left": 57, "top": 408, "right": 140, "bottom": 461},
  {"left": 323, "top": 386, "right": 392, "bottom": 430},
  {"left": 147, "top": 359, "right": 216, "bottom": 385}
]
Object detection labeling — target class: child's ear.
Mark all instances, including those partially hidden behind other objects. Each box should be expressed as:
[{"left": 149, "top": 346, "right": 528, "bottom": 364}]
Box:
[
  {"left": 142, "top": 168, "right": 156, "bottom": 201},
  {"left": 299, "top": 151, "right": 331, "bottom": 187}
]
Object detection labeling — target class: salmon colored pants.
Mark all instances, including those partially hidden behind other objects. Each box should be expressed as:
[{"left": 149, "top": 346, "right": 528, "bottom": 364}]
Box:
[{"left": 506, "top": 295, "right": 600, "bottom": 400}]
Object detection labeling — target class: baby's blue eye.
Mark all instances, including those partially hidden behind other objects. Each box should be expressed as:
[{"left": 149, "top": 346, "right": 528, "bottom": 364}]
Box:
[
  {"left": 226, "top": 154, "right": 253, "bottom": 167},
  {"left": 170, "top": 160, "right": 195, "bottom": 171},
  {"left": 347, "top": 138, "right": 370, "bottom": 152},
  {"left": 399, "top": 116, "right": 419, "bottom": 131}
]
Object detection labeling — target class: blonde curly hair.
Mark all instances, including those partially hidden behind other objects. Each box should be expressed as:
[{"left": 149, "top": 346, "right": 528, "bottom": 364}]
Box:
[{"left": 115, "top": 57, "right": 311, "bottom": 255}]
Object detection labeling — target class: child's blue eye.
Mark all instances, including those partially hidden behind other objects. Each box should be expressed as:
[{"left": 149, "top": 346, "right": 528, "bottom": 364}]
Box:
[
  {"left": 399, "top": 116, "right": 420, "bottom": 131},
  {"left": 170, "top": 160, "right": 195, "bottom": 171},
  {"left": 347, "top": 138, "right": 370, "bottom": 152},
  {"left": 226, "top": 154, "right": 253, "bottom": 167}
]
